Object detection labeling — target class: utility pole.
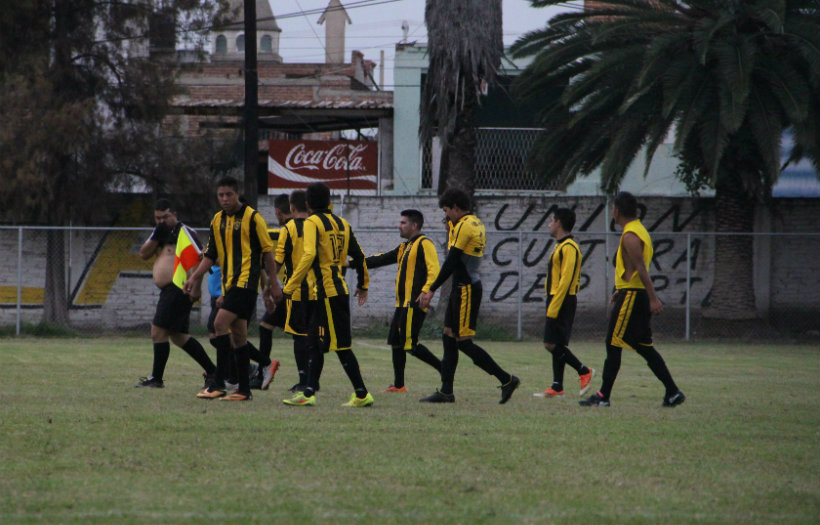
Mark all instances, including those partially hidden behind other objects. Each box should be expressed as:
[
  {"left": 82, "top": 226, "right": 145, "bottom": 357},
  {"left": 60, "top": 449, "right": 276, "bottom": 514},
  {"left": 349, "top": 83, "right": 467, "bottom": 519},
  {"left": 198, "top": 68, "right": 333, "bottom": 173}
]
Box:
[{"left": 243, "top": 0, "right": 259, "bottom": 207}]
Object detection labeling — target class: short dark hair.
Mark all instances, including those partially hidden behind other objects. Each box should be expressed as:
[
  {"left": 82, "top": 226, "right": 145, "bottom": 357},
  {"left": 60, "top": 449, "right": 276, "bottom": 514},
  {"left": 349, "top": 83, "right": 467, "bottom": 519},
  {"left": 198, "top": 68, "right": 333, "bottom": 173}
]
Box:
[
  {"left": 216, "top": 176, "right": 239, "bottom": 191},
  {"left": 306, "top": 182, "right": 331, "bottom": 210},
  {"left": 438, "top": 188, "right": 471, "bottom": 211},
  {"left": 154, "top": 198, "right": 174, "bottom": 212},
  {"left": 273, "top": 193, "right": 290, "bottom": 214},
  {"left": 613, "top": 191, "right": 638, "bottom": 219},
  {"left": 553, "top": 208, "right": 576, "bottom": 232},
  {"left": 289, "top": 190, "right": 307, "bottom": 212},
  {"left": 401, "top": 209, "right": 424, "bottom": 230}
]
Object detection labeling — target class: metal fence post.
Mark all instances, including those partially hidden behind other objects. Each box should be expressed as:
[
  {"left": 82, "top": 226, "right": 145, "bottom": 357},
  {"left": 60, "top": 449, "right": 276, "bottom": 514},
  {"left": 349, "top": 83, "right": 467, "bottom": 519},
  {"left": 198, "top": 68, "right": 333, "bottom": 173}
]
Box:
[
  {"left": 16, "top": 227, "right": 23, "bottom": 336},
  {"left": 517, "top": 230, "right": 523, "bottom": 340},
  {"left": 686, "top": 232, "right": 691, "bottom": 341}
]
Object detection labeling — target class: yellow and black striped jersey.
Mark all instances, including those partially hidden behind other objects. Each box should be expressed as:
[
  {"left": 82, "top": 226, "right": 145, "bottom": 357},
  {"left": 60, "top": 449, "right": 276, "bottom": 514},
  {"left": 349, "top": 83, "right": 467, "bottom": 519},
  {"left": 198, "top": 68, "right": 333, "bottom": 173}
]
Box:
[
  {"left": 284, "top": 209, "right": 369, "bottom": 299},
  {"left": 267, "top": 228, "right": 288, "bottom": 284},
  {"left": 546, "top": 235, "right": 582, "bottom": 318},
  {"left": 274, "top": 218, "right": 316, "bottom": 301},
  {"left": 366, "top": 234, "right": 440, "bottom": 310},
  {"left": 203, "top": 204, "right": 273, "bottom": 293}
]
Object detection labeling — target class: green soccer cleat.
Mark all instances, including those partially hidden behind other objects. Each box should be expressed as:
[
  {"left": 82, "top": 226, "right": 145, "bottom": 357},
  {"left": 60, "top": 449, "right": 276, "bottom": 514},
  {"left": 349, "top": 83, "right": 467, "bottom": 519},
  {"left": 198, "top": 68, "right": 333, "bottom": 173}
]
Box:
[
  {"left": 342, "top": 392, "right": 374, "bottom": 407},
  {"left": 283, "top": 392, "right": 316, "bottom": 406}
]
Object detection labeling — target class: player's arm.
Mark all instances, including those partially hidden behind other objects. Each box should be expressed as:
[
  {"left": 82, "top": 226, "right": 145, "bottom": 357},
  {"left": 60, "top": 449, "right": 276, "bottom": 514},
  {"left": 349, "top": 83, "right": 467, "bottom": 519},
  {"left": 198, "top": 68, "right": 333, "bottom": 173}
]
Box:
[
  {"left": 622, "top": 232, "right": 663, "bottom": 315},
  {"left": 138, "top": 222, "right": 171, "bottom": 259},
  {"left": 262, "top": 251, "right": 281, "bottom": 303},
  {"left": 284, "top": 219, "right": 317, "bottom": 296},
  {"left": 420, "top": 238, "right": 440, "bottom": 293},
  {"left": 252, "top": 213, "right": 281, "bottom": 302},
  {"left": 546, "top": 244, "right": 577, "bottom": 319},
  {"left": 348, "top": 230, "right": 369, "bottom": 306},
  {"left": 417, "top": 245, "right": 461, "bottom": 309},
  {"left": 184, "top": 254, "right": 215, "bottom": 295},
  {"left": 428, "top": 245, "right": 461, "bottom": 293},
  {"left": 274, "top": 225, "right": 287, "bottom": 269},
  {"left": 364, "top": 245, "right": 400, "bottom": 270}
]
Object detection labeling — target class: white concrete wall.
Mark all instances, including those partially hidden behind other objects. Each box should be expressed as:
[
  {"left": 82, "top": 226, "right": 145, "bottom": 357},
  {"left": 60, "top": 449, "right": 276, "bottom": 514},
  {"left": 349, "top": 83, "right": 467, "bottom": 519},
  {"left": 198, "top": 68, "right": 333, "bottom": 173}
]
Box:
[{"left": 2, "top": 196, "right": 816, "bottom": 333}]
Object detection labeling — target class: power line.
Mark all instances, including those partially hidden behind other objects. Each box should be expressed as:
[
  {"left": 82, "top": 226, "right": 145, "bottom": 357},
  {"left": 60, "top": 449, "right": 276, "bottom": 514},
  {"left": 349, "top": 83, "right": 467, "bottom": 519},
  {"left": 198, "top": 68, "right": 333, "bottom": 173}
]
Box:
[{"left": 92, "top": 0, "right": 405, "bottom": 46}]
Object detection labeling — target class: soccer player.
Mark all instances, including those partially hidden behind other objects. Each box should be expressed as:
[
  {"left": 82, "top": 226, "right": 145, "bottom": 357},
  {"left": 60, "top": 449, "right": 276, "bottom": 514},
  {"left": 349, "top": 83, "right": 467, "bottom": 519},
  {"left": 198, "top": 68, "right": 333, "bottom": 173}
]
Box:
[
  {"left": 272, "top": 190, "right": 315, "bottom": 393},
  {"left": 580, "top": 191, "right": 685, "bottom": 407},
  {"left": 366, "top": 209, "right": 442, "bottom": 393},
  {"left": 282, "top": 182, "right": 373, "bottom": 408},
  {"left": 207, "top": 263, "right": 279, "bottom": 392},
  {"left": 534, "top": 208, "right": 595, "bottom": 398},
  {"left": 256, "top": 193, "right": 292, "bottom": 367},
  {"left": 417, "top": 188, "right": 520, "bottom": 404},
  {"left": 134, "top": 199, "right": 216, "bottom": 389},
  {"left": 184, "top": 176, "right": 281, "bottom": 401}
]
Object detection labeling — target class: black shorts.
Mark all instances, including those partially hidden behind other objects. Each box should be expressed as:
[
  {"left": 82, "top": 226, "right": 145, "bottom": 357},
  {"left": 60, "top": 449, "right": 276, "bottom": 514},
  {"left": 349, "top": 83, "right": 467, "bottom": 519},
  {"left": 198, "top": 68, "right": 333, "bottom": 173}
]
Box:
[
  {"left": 309, "top": 295, "right": 351, "bottom": 352},
  {"left": 607, "top": 289, "right": 653, "bottom": 350},
  {"left": 207, "top": 297, "right": 219, "bottom": 334},
  {"left": 261, "top": 299, "right": 286, "bottom": 329},
  {"left": 543, "top": 295, "right": 576, "bottom": 346},
  {"left": 153, "top": 284, "right": 193, "bottom": 334},
  {"left": 444, "top": 282, "right": 481, "bottom": 338},
  {"left": 388, "top": 305, "right": 426, "bottom": 350},
  {"left": 220, "top": 286, "right": 258, "bottom": 321},
  {"left": 284, "top": 298, "right": 309, "bottom": 337}
]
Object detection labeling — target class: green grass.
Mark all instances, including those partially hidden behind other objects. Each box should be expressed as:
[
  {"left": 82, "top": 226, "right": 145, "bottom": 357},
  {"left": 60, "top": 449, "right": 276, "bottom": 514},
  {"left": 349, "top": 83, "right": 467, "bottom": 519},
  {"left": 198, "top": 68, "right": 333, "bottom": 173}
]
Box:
[{"left": 1, "top": 337, "right": 818, "bottom": 524}]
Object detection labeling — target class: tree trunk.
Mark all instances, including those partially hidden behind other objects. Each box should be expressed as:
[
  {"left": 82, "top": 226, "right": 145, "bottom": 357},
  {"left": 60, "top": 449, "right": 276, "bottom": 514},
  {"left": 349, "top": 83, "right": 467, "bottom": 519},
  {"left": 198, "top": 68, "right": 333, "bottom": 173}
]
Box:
[
  {"left": 43, "top": 229, "right": 69, "bottom": 325},
  {"left": 445, "top": 123, "right": 477, "bottom": 196},
  {"left": 702, "top": 183, "right": 758, "bottom": 319},
  {"left": 438, "top": 91, "right": 478, "bottom": 197}
]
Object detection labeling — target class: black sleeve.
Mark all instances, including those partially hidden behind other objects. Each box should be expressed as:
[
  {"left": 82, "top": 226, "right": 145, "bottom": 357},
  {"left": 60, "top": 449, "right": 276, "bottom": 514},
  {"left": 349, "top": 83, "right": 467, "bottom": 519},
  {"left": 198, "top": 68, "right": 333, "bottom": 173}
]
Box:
[
  {"left": 364, "top": 245, "right": 400, "bottom": 270},
  {"left": 348, "top": 230, "right": 368, "bottom": 291},
  {"left": 203, "top": 224, "right": 217, "bottom": 262},
  {"left": 429, "top": 246, "right": 463, "bottom": 292}
]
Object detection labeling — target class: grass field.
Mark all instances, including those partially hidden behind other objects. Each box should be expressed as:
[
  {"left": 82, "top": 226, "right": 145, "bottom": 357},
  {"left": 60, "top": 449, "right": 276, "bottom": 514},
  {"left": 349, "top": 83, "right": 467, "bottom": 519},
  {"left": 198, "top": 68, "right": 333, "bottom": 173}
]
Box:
[{"left": 1, "top": 335, "right": 818, "bottom": 524}]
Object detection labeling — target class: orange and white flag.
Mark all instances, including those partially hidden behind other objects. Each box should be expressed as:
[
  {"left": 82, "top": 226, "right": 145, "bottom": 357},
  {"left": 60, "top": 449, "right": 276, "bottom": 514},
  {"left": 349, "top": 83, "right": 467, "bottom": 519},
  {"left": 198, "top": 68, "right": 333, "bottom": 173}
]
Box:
[{"left": 173, "top": 226, "right": 201, "bottom": 290}]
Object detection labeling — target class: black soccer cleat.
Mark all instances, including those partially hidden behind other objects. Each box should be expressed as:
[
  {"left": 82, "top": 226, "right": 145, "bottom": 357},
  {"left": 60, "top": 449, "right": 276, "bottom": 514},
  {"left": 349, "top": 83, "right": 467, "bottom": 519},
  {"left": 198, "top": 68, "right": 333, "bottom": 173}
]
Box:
[
  {"left": 579, "top": 391, "right": 610, "bottom": 407},
  {"left": 663, "top": 390, "right": 686, "bottom": 407},
  {"left": 419, "top": 390, "right": 455, "bottom": 403},
  {"left": 499, "top": 375, "right": 520, "bottom": 404},
  {"left": 134, "top": 376, "right": 164, "bottom": 388}
]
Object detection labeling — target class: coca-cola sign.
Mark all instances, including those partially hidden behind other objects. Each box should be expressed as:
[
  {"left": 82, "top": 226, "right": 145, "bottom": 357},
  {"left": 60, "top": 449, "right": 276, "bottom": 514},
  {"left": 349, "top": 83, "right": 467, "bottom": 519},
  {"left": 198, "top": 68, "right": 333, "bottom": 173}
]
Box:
[{"left": 268, "top": 139, "right": 378, "bottom": 195}]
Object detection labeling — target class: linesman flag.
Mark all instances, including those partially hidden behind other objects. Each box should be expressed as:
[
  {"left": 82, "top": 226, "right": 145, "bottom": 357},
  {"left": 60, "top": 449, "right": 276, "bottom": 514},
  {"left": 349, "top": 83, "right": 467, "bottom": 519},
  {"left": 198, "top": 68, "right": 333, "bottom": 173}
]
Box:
[{"left": 173, "top": 226, "right": 201, "bottom": 290}]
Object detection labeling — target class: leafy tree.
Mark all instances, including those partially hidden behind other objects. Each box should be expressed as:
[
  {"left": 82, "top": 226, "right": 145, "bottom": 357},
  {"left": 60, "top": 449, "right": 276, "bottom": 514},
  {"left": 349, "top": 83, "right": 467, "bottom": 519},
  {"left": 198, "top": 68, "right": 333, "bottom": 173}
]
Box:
[
  {"left": 511, "top": 0, "right": 819, "bottom": 319},
  {"left": 0, "top": 0, "right": 229, "bottom": 324},
  {"left": 420, "top": 0, "right": 503, "bottom": 195}
]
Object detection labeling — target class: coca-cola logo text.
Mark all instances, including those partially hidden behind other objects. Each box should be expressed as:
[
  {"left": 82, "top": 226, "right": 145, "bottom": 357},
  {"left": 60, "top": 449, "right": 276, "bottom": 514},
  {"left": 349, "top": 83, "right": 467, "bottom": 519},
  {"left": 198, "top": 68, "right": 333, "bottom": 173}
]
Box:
[{"left": 285, "top": 143, "right": 369, "bottom": 172}]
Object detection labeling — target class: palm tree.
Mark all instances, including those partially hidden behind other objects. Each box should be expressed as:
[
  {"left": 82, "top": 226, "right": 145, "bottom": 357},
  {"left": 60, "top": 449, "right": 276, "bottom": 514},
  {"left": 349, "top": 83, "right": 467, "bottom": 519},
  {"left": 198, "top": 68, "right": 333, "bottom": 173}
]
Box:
[
  {"left": 510, "top": 0, "right": 819, "bottom": 319},
  {"left": 420, "top": 0, "right": 503, "bottom": 195}
]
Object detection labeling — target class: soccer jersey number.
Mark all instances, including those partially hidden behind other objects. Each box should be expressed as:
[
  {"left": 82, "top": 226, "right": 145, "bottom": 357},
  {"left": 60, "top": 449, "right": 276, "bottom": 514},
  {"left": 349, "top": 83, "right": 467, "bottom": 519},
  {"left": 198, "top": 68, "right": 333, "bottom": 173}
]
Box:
[{"left": 329, "top": 233, "right": 345, "bottom": 264}]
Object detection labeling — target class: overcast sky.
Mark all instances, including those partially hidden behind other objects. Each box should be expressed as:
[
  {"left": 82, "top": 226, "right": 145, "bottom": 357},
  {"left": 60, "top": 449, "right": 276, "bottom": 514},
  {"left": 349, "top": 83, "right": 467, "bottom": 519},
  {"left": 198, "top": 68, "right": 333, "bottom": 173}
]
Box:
[{"left": 271, "top": 0, "right": 576, "bottom": 88}]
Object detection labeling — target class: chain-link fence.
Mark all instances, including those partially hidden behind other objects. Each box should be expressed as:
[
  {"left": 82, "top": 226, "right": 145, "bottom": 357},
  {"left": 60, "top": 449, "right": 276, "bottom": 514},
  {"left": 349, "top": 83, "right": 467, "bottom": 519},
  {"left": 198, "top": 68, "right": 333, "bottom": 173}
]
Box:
[
  {"left": 421, "top": 128, "right": 563, "bottom": 191},
  {"left": 2, "top": 226, "right": 818, "bottom": 342}
]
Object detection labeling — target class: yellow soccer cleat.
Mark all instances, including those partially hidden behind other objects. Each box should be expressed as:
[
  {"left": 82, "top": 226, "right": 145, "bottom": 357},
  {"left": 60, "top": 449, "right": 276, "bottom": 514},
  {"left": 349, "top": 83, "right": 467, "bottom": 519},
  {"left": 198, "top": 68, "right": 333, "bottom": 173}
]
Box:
[
  {"left": 283, "top": 392, "right": 316, "bottom": 406},
  {"left": 342, "top": 392, "right": 374, "bottom": 407}
]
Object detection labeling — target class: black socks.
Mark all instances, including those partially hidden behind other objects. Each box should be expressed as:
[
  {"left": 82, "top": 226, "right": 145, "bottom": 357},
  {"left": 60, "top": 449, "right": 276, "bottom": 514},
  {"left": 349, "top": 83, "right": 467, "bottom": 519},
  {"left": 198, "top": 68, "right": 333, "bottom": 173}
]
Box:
[{"left": 151, "top": 341, "right": 170, "bottom": 380}]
